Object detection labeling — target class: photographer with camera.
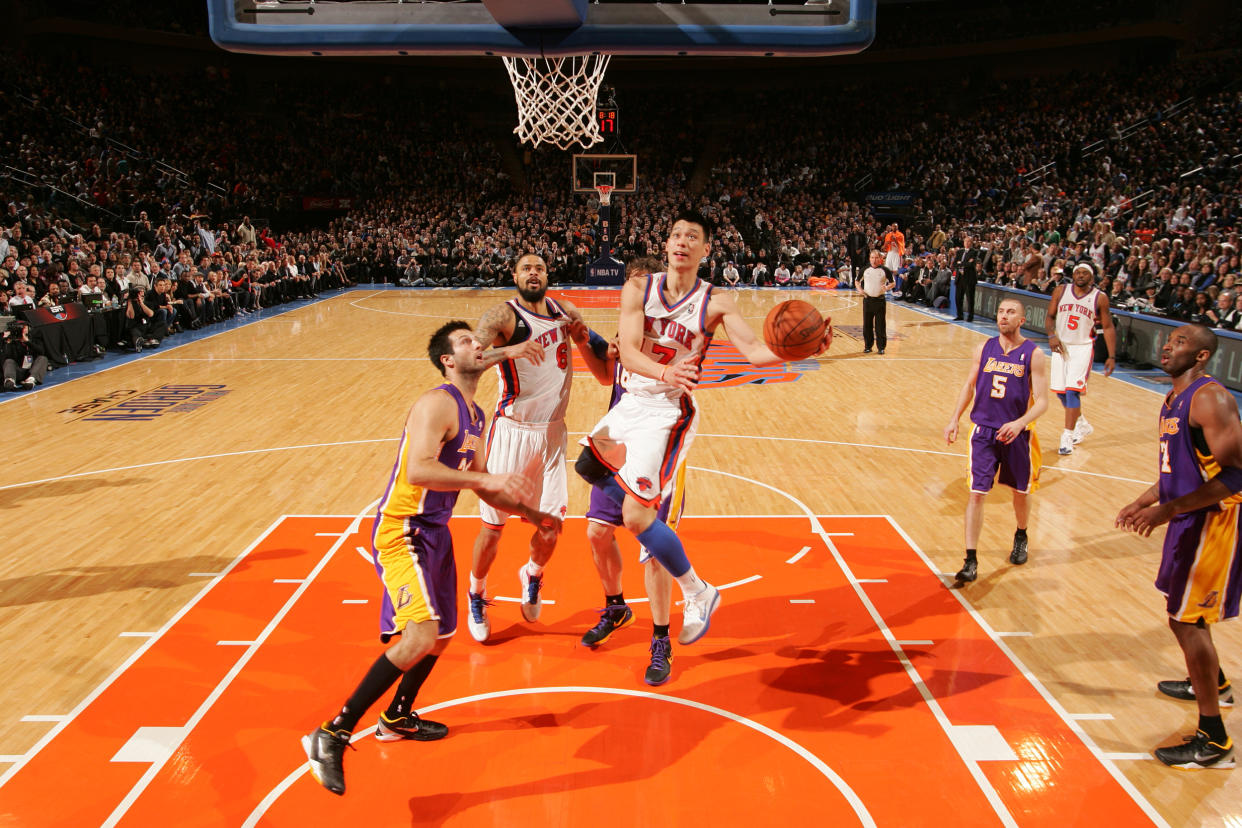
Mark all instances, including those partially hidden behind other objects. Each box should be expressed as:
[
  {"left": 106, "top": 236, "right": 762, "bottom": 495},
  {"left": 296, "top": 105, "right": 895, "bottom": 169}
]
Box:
[
  {"left": 124, "top": 287, "right": 161, "bottom": 352},
  {"left": 3, "top": 320, "right": 48, "bottom": 391}
]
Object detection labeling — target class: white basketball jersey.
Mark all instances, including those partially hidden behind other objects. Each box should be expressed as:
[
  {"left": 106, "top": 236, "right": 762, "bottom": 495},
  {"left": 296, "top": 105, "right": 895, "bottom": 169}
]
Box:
[
  {"left": 1054, "top": 285, "right": 1101, "bottom": 345},
  {"left": 494, "top": 298, "right": 572, "bottom": 424},
  {"left": 622, "top": 273, "right": 713, "bottom": 401}
]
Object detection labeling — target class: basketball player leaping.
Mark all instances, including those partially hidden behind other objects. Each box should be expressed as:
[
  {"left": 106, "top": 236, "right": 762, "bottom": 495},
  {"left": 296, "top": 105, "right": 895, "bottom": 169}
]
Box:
[
  {"left": 575, "top": 210, "right": 832, "bottom": 645},
  {"left": 465, "top": 253, "right": 611, "bottom": 642},
  {"left": 579, "top": 256, "right": 689, "bottom": 686},
  {"left": 1047, "top": 261, "right": 1115, "bottom": 456},
  {"left": 944, "top": 298, "right": 1048, "bottom": 583}
]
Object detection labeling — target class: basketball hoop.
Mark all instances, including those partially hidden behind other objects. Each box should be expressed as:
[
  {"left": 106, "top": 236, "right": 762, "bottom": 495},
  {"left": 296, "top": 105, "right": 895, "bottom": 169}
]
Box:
[
  {"left": 502, "top": 54, "right": 612, "bottom": 150},
  {"left": 596, "top": 184, "right": 614, "bottom": 206}
]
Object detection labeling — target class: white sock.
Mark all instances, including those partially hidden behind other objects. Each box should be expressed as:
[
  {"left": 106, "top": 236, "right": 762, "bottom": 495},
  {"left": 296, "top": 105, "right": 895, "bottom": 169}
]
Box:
[
  {"left": 674, "top": 567, "right": 705, "bottom": 599},
  {"left": 469, "top": 574, "right": 487, "bottom": 595},
  {"left": 525, "top": 559, "right": 544, "bottom": 578}
]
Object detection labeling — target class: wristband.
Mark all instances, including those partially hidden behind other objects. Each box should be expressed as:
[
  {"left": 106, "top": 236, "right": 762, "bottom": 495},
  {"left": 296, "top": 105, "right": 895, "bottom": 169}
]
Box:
[
  {"left": 586, "top": 329, "right": 609, "bottom": 360},
  {"left": 1212, "top": 467, "right": 1242, "bottom": 494}
]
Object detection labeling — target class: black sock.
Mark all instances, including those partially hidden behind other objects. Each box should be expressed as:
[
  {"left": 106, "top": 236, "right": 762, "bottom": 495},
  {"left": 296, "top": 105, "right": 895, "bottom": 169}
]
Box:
[
  {"left": 965, "top": 549, "right": 977, "bottom": 562},
  {"left": 653, "top": 623, "right": 670, "bottom": 639},
  {"left": 1220, "top": 668, "right": 1229, "bottom": 688},
  {"left": 1014, "top": 529, "right": 1027, "bottom": 539},
  {"left": 331, "top": 652, "right": 403, "bottom": 733},
  {"left": 605, "top": 593, "right": 626, "bottom": 607},
  {"left": 1199, "top": 714, "right": 1228, "bottom": 744},
  {"left": 384, "top": 654, "right": 439, "bottom": 720}
]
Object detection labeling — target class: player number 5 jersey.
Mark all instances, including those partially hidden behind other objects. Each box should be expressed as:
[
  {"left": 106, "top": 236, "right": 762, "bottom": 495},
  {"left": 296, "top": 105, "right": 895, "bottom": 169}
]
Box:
[
  {"left": 622, "top": 274, "right": 713, "bottom": 401},
  {"left": 1055, "top": 286, "right": 1102, "bottom": 346}
]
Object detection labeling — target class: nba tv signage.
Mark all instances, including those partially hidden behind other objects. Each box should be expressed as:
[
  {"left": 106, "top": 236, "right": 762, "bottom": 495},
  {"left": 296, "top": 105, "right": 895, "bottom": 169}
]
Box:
[{"left": 586, "top": 256, "right": 625, "bottom": 286}]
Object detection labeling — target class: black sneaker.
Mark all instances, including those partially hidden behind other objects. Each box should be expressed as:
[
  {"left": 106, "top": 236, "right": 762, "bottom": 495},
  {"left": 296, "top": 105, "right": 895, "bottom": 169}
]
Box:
[
  {"left": 1156, "top": 678, "right": 1234, "bottom": 707},
  {"left": 1009, "top": 533, "right": 1028, "bottom": 565},
  {"left": 302, "top": 724, "right": 353, "bottom": 795},
  {"left": 955, "top": 558, "right": 978, "bottom": 583},
  {"left": 581, "top": 604, "right": 635, "bottom": 648},
  {"left": 644, "top": 635, "right": 674, "bottom": 686},
  {"left": 518, "top": 565, "right": 543, "bottom": 622},
  {"left": 375, "top": 711, "right": 448, "bottom": 742},
  {"left": 1154, "top": 730, "right": 1236, "bottom": 770}
]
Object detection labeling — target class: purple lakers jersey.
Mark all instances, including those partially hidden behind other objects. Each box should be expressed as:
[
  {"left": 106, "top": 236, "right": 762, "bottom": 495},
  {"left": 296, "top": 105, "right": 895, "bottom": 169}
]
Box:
[
  {"left": 1158, "top": 375, "right": 1238, "bottom": 511},
  {"left": 377, "top": 383, "right": 485, "bottom": 526},
  {"left": 970, "top": 337, "right": 1037, "bottom": 428}
]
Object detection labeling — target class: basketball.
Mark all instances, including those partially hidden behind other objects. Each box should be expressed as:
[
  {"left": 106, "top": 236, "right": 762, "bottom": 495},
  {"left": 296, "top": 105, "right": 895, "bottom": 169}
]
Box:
[{"left": 763, "top": 300, "right": 827, "bottom": 361}]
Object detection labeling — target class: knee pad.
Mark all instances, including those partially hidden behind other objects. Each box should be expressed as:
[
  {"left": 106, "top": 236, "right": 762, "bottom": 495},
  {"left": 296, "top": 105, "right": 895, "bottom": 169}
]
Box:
[
  {"left": 574, "top": 447, "right": 610, "bottom": 486},
  {"left": 1064, "top": 389, "right": 1081, "bottom": 408}
]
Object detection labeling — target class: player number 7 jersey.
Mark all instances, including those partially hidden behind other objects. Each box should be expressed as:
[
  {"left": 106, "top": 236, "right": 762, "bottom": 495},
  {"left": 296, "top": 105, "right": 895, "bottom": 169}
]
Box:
[{"left": 622, "top": 273, "right": 713, "bottom": 402}]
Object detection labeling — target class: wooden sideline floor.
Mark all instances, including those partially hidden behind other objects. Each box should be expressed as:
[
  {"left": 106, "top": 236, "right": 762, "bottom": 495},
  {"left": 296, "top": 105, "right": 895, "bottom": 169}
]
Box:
[{"left": 0, "top": 286, "right": 1238, "bottom": 826}]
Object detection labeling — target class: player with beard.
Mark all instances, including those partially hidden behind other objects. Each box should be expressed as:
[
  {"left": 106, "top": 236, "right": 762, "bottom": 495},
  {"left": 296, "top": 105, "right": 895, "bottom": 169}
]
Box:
[{"left": 466, "top": 253, "right": 611, "bottom": 641}]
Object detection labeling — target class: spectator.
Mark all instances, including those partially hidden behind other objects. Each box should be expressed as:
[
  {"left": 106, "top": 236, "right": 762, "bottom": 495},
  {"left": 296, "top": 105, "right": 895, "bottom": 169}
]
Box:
[{"left": 2, "top": 320, "right": 47, "bottom": 391}]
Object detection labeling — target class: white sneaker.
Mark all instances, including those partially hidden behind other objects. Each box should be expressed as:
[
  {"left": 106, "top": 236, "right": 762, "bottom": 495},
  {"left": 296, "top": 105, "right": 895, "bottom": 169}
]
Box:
[
  {"left": 678, "top": 583, "right": 721, "bottom": 645},
  {"left": 466, "top": 591, "right": 491, "bottom": 642},
  {"left": 1058, "top": 430, "right": 1074, "bottom": 455},
  {"left": 1072, "top": 418, "right": 1093, "bottom": 445}
]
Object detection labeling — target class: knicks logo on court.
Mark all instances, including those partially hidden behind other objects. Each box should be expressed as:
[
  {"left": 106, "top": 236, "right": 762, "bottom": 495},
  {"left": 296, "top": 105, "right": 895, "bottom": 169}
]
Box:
[{"left": 571, "top": 340, "right": 819, "bottom": 387}]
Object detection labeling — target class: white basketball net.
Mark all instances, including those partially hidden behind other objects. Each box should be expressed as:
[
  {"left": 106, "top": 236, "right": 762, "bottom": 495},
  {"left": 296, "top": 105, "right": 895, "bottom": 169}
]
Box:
[{"left": 502, "top": 54, "right": 612, "bottom": 151}]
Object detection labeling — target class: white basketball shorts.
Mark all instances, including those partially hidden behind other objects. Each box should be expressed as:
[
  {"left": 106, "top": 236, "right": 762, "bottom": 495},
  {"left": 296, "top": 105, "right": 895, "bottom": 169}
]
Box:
[
  {"left": 583, "top": 392, "right": 698, "bottom": 508},
  {"left": 1049, "top": 341, "right": 1093, "bottom": 394},
  {"left": 478, "top": 416, "right": 568, "bottom": 527}
]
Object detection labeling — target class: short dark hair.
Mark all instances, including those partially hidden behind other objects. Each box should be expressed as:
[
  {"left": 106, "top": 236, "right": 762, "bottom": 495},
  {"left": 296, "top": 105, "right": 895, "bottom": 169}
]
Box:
[
  {"left": 1186, "top": 323, "right": 1219, "bottom": 358},
  {"left": 428, "top": 320, "right": 472, "bottom": 376},
  {"left": 626, "top": 256, "right": 662, "bottom": 280},
  {"left": 672, "top": 209, "right": 714, "bottom": 240}
]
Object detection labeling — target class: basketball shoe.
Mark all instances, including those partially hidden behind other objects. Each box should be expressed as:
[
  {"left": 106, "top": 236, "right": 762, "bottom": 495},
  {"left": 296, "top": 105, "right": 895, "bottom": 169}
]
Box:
[
  {"left": 375, "top": 711, "right": 448, "bottom": 742},
  {"left": 645, "top": 635, "right": 674, "bottom": 686},
  {"left": 1058, "top": 430, "right": 1074, "bottom": 455},
  {"left": 678, "top": 583, "right": 720, "bottom": 645},
  {"left": 581, "top": 604, "right": 634, "bottom": 648},
  {"left": 519, "top": 565, "right": 543, "bottom": 622},
  {"left": 1154, "top": 731, "right": 1236, "bottom": 770},
  {"left": 955, "top": 558, "right": 978, "bottom": 582},
  {"left": 1156, "top": 678, "right": 1234, "bottom": 707},
  {"left": 1072, "top": 417, "right": 1093, "bottom": 445},
  {"left": 1009, "top": 533, "right": 1028, "bottom": 565},
  {"left": 467, "top": 591, "right": 491, "bottom": 642},
  {"left": 302, "top": 724, "right": 353, "bottom": 796}
]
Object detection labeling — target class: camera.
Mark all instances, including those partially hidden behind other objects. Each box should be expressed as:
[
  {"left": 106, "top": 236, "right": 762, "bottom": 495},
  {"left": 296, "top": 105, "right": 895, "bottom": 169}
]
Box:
[{"left": 6, "top": 320, "right": 29, "bottom": 342}]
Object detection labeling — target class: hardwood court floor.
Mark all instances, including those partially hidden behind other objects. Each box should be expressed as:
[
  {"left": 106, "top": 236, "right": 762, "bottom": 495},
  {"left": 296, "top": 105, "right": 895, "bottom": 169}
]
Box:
[{"left": 0, "top": 287, "right": 1238, "bottom": 826}]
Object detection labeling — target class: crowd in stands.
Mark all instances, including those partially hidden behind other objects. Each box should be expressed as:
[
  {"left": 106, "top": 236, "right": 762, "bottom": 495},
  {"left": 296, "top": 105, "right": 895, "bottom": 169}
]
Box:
[{"left": 2, "top": 15, "right": 1241, "bottom": 388}]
